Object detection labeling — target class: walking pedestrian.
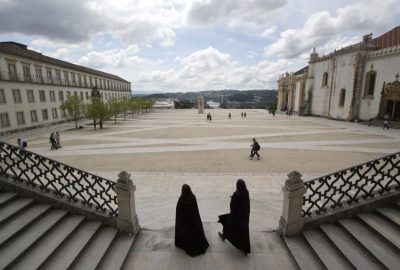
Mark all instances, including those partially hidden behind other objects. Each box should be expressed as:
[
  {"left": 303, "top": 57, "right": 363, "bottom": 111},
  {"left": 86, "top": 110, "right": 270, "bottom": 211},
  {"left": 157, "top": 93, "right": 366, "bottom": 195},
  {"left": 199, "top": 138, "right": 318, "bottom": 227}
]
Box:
[
  {"left": 249, "top": 138, "right": 260, "bottom": 160},
  {"left": 218, "top": 179, "right": 250, "bottom": 256},
  {"left": 383, "top": 114, "right": 390, "bottom": 130},
  {"left": 55, "top": 132, "right": 62, "bottom": 148}
]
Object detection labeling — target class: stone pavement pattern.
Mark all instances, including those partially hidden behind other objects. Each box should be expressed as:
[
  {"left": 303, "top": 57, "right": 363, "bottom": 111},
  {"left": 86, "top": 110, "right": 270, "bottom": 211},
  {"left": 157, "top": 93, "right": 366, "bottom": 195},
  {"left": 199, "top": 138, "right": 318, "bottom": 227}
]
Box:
[{"left": 4, "top": 109, "right": 400, "bottom": 269}]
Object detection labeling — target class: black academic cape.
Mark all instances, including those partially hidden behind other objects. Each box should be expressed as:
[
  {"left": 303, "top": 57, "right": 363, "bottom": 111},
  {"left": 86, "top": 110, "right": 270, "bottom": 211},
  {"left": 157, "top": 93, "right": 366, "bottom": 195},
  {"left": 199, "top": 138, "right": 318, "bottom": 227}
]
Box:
[
  {"left": 175, "top": 195, "right": 209, "bottom": 257},
  {"left": 218, "top": 191, "right": 250, "bottom": 254}
]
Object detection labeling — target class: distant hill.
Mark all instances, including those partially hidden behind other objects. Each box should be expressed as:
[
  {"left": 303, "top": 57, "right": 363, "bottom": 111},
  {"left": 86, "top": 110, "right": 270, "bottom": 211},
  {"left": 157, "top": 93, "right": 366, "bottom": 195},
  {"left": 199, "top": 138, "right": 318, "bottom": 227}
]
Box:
[{"left": 141, "top": 89, "right": 277, "bottom": 109}]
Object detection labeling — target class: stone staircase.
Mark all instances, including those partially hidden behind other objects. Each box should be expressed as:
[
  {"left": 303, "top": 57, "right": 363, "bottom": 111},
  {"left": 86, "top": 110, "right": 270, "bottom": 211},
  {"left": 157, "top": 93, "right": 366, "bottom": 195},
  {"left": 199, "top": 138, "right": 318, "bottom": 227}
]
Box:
[
  {"left": 0, "top": 188, "right": 135, "bottom": 270},
  {"left": 359, "top": 119, "right": 400, "bottom": 129},
  {"left": 283, "top": 200, "right": 400, "bottom": 270}
]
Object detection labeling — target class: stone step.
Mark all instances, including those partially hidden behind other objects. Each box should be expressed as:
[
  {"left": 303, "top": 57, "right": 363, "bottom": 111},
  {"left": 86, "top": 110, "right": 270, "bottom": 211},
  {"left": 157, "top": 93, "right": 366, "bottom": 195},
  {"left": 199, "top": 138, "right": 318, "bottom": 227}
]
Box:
[
  {"left": 0, "top": 191, "right": 17, "bottom": 206},
  {"left": 376, "top": 208, "right": 400, "bottom": 227},
  {"left": 283, "top": 235, "right": 324, "bottom": 270},
  {"left": 303, "top": 229, "right": 352, "bottom": 270},
  {"left": 320, "top": 224, "right": 384, "bottom": 270},
  {"left": 0, "top": 203, "right": 51, "bottom": 246},
  {"left": 97, "top": 233, "right": 136, "bottom": 270},
  {"left": 339, "top": 218, "right": 400, "bottom": 270},
  {"left": 0, "top": 197, "right": 34, "bottom": 224},
  {"left": 0, "top": 209, "right": 67, "bottom": 269},
  {"left": 358, "top": 213, "right": 400, "bottom": 250},
  {"left": 11, "top": 215, "right": 85, "bottom": 270},
  {"left": 395, "top": 200, "right": 400, "bottom": 209},
  {"left": 40, "top": 220, "right": 102, "bottom": 270},
  {"left": 70, "top": 226, "right": 118, "bottom": 270}
]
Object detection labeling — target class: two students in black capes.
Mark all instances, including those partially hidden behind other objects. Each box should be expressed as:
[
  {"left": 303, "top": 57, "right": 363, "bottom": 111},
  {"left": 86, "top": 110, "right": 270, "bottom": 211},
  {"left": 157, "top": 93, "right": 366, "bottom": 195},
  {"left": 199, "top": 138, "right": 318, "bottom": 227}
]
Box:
[{"left": 175, "top": 180, "right": 250, "bottom": 257}]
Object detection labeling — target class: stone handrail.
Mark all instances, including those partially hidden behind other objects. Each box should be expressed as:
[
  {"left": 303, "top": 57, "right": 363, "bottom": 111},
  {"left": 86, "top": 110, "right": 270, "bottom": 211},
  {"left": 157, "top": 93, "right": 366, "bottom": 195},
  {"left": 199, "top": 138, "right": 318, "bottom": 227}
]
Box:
[
  {"left": 0, "top": 140, "right": 118, "bottom": 216},
  {"left": 302, "top": 151, "right": 400, "bottom": 218},
  {"left": 279, "top": 152, "right": 400, "bottom": 236}
]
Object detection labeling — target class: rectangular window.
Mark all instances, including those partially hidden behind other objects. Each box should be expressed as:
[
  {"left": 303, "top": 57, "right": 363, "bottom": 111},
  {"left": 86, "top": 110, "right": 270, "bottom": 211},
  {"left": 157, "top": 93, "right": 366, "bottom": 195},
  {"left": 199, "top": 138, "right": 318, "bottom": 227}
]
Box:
[
  {"left": 89, "top": 77, "right": 93, "bottom": 88},
  {"left": 13, "top": 89, "right": 22, "bottom": 103},
  {"left": 85, "top": 92, "right": 89, "bottom": 100},
  {"left": 52, "top": 108, "right": 58, "bottom": 119},
  {"left": 23, "top": 66, "right": 31, "bottom": 82},
  {"left": 8, "top": 63, "right": 17, "bottom": 80},
  {"left": 78, "top": 75, "right": 82, "bottom": 87},
  {"left": 50, "top": 90, "right": 56, "bottom": 102},
  {"left": 71, "top": 73, "right": 76, "bottom": 86},
  {"left": 0, "top": 89, "right": 5, "bottom": 104},
  {"left": 59, "top": 91, "right": 64, "bottom": 101},
  {"left": 64, "top": 72, "right": 69, "bottom": 85},
  {"left": 0, "top": 113, "right": 10, "bottom": 128},
  {"left": 80, "top": 92, "right": 84, "bottom": 100},
  {"left": 66, "top": 91, "right": 71, "bottom": 98},
  {"left": 73, "top": 91, "right": 77, "bottom": 96},
  {"left": 83, "top": 76, "right": 87, "bottom": 87},
  {"left": 61, "top": 109, "right": 66, "bottom": 118},
  {"left": 35, "top": 68, "right": 42, "bottom": 82},
  {"left": 30, "top": 110, "right": 38, "bottom": 123},
  {"left": 56, "top": 71, "right": 61, "bottom": 84},
  {"left": 339, "top": 89, "right": 346, "bottom": 107},
  {"left": 39, "top": 90, "right": 46, "bottom": 102},
  {"left": 27, "top": 90, "right": 35, "bottom": 103},
  {"left": 16, "top": 111, "right": 25, "bottom": 125},
  {"left": 46, "top": 69, "right": 53, "bottom": 83},
  {"left": 42, "top": 109, "right": 48, "bottom": 120},
  {"left": 94, "top": 78, "right": 98, "bottom": 87}
]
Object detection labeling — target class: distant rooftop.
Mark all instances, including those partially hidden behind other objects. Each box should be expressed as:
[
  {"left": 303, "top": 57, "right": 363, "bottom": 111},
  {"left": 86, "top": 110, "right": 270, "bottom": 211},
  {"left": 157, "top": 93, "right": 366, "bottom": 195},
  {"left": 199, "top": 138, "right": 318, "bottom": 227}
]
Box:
[{"left": 0, "top": 41, "right": 128, "bottom": 82}]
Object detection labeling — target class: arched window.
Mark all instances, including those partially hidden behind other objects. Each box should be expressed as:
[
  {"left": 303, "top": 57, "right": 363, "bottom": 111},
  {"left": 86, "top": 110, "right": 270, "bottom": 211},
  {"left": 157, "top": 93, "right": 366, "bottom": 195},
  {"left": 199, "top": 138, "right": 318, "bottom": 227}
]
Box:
[
  {"left": 364, "top": 70, "right": 377, "bottom": 98},
  {"left": 322, "top": 72, "right": 329, "bottom": 87},
  {"left": 339, "top": 89, "right": 346, "bottom": 107}
]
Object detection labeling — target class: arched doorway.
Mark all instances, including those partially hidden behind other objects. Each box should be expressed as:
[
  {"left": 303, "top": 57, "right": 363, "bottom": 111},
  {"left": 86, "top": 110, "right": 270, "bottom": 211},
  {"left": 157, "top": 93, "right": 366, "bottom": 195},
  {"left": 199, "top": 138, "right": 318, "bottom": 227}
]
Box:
[{"left": 379, "top": 75, "right": 400, "bottom": 120}]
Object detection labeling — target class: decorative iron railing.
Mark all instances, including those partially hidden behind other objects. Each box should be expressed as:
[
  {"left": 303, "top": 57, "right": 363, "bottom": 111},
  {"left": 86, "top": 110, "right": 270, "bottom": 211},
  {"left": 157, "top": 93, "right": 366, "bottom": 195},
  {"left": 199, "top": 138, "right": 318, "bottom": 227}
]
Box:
[
  {"left": 0, "top": 141, "right": 118, "bottom": 216},
  {"left": 302, "top": 151, "right": 400, "bottom": 218}
]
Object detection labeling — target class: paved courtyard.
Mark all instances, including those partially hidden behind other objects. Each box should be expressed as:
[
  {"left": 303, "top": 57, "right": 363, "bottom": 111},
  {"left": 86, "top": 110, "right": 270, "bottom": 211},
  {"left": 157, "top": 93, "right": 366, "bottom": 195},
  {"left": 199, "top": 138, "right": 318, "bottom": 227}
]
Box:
[{"left": 4, "top": 109, "right": 400, "bottom": 269}]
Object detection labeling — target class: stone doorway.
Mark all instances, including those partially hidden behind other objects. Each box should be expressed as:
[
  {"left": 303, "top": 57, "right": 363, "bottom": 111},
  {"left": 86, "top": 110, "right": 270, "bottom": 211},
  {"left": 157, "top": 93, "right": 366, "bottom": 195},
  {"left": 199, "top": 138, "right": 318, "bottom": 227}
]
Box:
[{"left": 379, "top": 76, "right": 400, "bottom": 120}]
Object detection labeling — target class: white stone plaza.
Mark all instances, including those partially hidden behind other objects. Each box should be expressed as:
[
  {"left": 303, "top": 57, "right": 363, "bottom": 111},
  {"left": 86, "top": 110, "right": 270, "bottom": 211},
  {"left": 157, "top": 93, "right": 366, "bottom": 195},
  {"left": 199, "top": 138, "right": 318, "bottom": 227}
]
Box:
[{"left": 3, "top": 109, "right": 400, "bottom": 269}]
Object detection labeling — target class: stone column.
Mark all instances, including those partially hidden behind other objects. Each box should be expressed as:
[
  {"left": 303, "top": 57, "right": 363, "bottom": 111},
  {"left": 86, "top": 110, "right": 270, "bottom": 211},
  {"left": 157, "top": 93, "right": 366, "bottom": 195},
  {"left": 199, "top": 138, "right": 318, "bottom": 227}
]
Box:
[
  {"left": 279, "top": 171, "right": 306, "bottom": 236},
  {"left": 198, "top": 96, "right": 204, "bottom": 114},
  {"left": 114, "top": 171, "right": 140, "bottom": 235}
]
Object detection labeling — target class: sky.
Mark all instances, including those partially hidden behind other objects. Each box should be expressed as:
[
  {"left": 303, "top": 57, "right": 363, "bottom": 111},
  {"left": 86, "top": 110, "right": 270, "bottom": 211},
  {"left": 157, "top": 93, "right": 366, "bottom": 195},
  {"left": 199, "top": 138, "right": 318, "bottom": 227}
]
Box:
[{"left": 0, "top": 0, "right": 399, "bottom": 93}]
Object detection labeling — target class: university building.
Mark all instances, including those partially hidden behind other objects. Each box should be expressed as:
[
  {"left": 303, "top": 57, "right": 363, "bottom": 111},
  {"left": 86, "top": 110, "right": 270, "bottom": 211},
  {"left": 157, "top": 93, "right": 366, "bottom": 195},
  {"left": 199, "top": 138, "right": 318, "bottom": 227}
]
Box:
[
  {"left": 277, "top": 26, "right": 400, "bottom": 121},
  {"left": 0, "top": 42, "right": 132, "bottom": 135}
]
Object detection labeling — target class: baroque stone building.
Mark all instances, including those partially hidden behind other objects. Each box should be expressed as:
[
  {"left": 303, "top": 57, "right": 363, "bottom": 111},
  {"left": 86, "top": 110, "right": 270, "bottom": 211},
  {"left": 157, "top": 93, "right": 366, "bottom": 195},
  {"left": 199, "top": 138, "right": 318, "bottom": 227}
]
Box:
[
  {"left": 277, "top": 26, "right": 400, "bottom": 121},
  {"left": 0, "top": 42, "right": 132, "bottom": 135}
]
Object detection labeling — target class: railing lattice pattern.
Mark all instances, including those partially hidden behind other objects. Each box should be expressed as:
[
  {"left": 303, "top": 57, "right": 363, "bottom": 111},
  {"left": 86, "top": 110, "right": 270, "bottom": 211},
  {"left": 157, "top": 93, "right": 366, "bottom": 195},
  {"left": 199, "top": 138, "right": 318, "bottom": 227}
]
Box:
[
  {"left": 0, "top": 141, "right": 118, "bottom": 216},
  {"left": 302, "top": 152, "right": 400, "bottom": 217}
]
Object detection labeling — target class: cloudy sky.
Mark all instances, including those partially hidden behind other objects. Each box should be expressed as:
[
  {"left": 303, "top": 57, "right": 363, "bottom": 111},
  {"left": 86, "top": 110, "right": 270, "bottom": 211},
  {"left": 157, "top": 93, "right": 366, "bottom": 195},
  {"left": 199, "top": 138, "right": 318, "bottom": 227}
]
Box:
[{"left": 0, "top": 0, "right": 399, "bottom": 93}]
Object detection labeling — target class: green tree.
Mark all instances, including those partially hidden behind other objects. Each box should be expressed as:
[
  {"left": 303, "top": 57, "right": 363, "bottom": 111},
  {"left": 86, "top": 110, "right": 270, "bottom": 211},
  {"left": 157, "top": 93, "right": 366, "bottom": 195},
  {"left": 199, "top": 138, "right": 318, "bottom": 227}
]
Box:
[
  {"left": 133, "top": 98, "right": 144, "bottom": 115},
  {"left": 128, "top": 98, "right": 136, "bottom": 118},
  {"left": 120, "top": 97, "right": 131, "bottom": 120},
  {"left": 108, "top": 98, "right": 122, "bottom": 124},
  {"left": 143, "top": 99, "right": 155, "bottom": 112},
  {"left": 60, "top": 95, "right": 86, "bottom": 129},
  {"left": 86, "top": 97, "right": 111, "bottom": 129}
]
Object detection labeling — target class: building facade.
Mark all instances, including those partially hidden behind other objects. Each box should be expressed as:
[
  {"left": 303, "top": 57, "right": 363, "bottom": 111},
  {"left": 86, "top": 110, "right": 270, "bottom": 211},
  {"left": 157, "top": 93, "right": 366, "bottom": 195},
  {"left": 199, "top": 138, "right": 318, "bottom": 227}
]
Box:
[
  {"left": 277, "top": 26, "right": 400, "bottom": 121},
  {"left": 0, "top": 42, "right": 132, "bottom": 135}
]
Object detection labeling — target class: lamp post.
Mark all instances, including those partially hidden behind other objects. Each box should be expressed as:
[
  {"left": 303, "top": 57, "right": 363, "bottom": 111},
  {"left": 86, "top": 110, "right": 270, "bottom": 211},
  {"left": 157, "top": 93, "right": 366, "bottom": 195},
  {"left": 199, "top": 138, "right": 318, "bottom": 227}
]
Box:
[{"left": 91, "top": 86, "right": 101, "bottom": 129}]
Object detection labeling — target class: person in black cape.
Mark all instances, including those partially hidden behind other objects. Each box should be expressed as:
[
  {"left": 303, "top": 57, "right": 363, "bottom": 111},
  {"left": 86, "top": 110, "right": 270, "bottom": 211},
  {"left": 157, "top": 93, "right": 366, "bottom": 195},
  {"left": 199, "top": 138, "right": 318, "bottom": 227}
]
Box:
[
  {"left": 218, "top": 179, "right": 250, "bottom": 255},
  {"left": 175, "top": 184, "right": 209, "bottom": 257}
]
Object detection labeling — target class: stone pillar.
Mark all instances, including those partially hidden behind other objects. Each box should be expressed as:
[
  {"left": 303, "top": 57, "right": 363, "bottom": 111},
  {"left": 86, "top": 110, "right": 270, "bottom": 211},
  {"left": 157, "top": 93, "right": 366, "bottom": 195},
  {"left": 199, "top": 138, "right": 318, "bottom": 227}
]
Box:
[
  {"left": 279, "top": 171, "right": 306, "bottom": 236},
  {"left": 198, "top": 96, "right": 204, "bottom": 114},
  {"left": 114, "top": 171, "right": 140, "bottom": 235}
]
